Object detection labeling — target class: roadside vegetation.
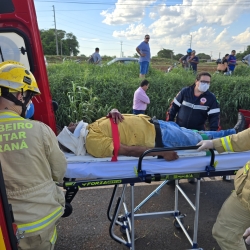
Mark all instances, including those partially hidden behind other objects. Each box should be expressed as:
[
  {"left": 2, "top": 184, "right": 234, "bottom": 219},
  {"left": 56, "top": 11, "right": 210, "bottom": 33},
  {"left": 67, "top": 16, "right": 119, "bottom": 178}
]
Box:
[{"left": 48, "top": 62, "right": 250, "bottom": 129}]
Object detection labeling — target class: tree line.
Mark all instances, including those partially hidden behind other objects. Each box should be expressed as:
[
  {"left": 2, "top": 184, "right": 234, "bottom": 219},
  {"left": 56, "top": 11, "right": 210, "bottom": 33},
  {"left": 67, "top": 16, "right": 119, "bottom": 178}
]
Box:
[
  {"left": 40, "top": 29, "right": 250, "bottom": 60},
  {"left": 40, "top": 29, "right": 79, "bottom": 56}
]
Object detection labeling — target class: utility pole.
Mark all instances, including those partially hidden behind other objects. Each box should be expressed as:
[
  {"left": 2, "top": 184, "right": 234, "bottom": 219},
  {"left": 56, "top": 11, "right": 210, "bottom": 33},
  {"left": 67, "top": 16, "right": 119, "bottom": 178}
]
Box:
[
  {"left": 53, "top": 5, "right": 59, "bottom": 55},
  {"left": 210, "top": 51, "right": 213, "bottom": 61},
  {"left": 189, "top": 35, "right": 192, "bottom": 48},
  {"left": 60, "top": 39, "right": 63, "bottom": 56},
  {"left": 219, "top": 52, "right": 221, "bottom": 59},
  {"left": 120, "top": 41, "right": 123, "bottom": 58}
]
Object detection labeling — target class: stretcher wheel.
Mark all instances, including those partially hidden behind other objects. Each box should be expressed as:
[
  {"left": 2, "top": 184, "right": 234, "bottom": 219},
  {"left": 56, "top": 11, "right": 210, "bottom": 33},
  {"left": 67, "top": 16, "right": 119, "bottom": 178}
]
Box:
[
  {"left": 62, "top": 203, "right": 73, "bottom": 217},
  {"left": 120, "top": 226, "right": 127, "bottom": 235},
  {"left": 173, "top": 218, "right": 184, "bottom": 229}
]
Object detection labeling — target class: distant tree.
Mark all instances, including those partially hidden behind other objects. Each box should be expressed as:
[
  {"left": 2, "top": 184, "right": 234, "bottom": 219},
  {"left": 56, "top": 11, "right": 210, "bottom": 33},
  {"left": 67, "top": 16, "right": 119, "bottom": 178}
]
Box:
[
  {"left": 40, "top": 29, "right": 79, "bottom": 56},
  {"left": 133, "top": 53, "right": 139, "bottom": 58},
  {"left": 196, "top": 53, "right": 210, "bottom": 60},
  {"left": 157, "top": 49, "right": 174, "bottom": 58},
  {"left": 236, "top": 45, "right": 250, "bottom": 59},
  {"left": 174, "top": 53, "right": 184, "bottom": 60},
  {"left": 64, "top": 32, "right": 79, "bottom": 56}
]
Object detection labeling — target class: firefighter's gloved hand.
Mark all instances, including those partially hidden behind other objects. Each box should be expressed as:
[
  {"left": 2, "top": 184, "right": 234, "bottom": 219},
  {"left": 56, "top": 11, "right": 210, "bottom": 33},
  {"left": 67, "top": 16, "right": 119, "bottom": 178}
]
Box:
[
  {"left": 106, "top": 109, "right": 124, "bottom": 124},
  {"left": 243, "top": 227, "right": 250, "bottom": 245},
  {"left": 197, "top": 140, "right": 213, "bottom": 151}
]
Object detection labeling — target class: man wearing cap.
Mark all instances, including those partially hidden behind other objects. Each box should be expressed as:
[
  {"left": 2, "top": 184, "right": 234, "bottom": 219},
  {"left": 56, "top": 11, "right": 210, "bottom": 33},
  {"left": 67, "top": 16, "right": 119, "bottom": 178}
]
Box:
[
  {"left": 179, "top": 48, "right": 192, "bottom": 70},
  {"left": 188, "top": 50, "right": 199, "bottom": 74}
]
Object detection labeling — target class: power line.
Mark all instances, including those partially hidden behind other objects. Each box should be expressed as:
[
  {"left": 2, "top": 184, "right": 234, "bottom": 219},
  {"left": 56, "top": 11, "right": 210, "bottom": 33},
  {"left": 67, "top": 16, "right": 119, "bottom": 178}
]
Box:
[{"left": 35, "top": 0, "right": 250, "bottom": 6}]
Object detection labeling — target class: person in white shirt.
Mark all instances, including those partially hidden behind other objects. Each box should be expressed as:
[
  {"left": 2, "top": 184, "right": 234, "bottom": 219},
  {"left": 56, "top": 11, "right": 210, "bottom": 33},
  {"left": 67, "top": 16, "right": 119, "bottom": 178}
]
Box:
[{"left": 92, "top": 47, "right": 101, "bottom": 65}]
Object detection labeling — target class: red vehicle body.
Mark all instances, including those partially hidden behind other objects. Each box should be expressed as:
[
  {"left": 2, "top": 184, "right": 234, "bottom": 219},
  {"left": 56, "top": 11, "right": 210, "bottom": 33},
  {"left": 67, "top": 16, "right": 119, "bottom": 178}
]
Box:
[
  {"left": 0, "top": 0, "right": 56, "bottom": 132},
  {"left": 0, "top": 0, "right": 56, "bottom": 248}
]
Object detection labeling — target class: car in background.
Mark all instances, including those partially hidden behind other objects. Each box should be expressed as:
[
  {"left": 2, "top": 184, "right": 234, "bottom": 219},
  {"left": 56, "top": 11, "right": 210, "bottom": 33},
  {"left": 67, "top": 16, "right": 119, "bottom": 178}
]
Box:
[{"left": 107, "top": 57, "right": 139, "bottom": 65}]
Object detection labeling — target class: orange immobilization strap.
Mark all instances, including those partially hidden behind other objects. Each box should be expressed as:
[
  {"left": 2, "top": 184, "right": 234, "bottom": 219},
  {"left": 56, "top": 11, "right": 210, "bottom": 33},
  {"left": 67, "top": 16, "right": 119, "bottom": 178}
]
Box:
[{"left": 109, "top": 118, "right": 120, "bottom": 161}]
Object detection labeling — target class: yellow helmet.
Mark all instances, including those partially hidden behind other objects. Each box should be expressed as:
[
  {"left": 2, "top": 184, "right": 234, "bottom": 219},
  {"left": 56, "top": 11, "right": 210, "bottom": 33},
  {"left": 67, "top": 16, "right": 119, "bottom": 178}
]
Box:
[{"left": 0, "top": 60, "right": 40, "bottom": 95}]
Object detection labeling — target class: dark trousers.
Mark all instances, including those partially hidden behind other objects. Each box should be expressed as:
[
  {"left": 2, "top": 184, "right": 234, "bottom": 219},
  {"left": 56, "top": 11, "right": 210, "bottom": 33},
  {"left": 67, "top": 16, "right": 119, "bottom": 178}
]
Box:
[{"left": 132, "top": 109, "right": 145, "bottom": 115}]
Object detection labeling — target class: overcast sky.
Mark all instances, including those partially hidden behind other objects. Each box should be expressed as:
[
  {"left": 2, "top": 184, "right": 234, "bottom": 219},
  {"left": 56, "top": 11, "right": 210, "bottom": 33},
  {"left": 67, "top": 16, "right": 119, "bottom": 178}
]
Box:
[{"left": 34, "top": 0, "right": 250, "bottom": 59}]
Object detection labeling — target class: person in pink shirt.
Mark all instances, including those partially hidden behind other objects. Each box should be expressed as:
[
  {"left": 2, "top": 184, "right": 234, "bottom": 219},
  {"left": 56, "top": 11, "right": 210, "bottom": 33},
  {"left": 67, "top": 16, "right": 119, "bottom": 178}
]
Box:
[{"left": 132, "top": 79, "right": 150, "bottom": 115}]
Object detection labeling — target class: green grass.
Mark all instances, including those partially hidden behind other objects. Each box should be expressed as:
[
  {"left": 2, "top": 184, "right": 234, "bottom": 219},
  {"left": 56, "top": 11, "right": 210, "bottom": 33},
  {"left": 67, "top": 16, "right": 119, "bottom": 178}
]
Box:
[{"left": 48, "top": 62, "right": 250, "bottom": 129}]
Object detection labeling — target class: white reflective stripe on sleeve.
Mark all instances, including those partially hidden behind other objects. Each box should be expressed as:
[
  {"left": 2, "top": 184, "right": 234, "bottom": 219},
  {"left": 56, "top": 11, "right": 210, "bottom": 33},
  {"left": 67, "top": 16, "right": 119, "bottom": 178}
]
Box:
[
  {"left": 173, "top": 98, "right": 181, "bottom": 107},
  {"left": 221, "top": 136, "right": 234, "bottom": 152},
  {"left": 207, "top": 108, "right": 220, "bottom": 115},
  {"left": 182, "top": 101, "right": 208, "bottom": 110}
]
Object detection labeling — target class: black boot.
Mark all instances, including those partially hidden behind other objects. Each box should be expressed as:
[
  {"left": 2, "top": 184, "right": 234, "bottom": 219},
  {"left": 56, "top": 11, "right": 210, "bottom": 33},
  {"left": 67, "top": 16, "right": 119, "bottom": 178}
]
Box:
[{"left": 234, "top": 112, "right": 245, "bottom": 133}]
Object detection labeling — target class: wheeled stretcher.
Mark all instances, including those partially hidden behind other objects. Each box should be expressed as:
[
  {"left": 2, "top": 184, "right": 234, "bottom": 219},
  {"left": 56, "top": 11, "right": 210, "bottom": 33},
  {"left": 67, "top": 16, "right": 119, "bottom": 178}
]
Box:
[{"left": 62, "top": 146, "right": 250, "bottom": 250}]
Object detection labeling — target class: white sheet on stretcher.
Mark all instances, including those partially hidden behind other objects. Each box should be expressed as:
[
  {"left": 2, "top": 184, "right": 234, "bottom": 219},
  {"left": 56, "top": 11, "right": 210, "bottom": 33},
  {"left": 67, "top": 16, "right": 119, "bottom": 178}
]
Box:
[{"left": 64, "top": 150, "right": 250, "bottom": 179}]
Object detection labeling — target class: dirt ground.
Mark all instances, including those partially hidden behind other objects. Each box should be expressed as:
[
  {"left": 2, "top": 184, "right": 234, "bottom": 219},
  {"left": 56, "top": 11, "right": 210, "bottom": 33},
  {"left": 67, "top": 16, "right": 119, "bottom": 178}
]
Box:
[{"left": 55, "top": 179, "right": 250, "bottom": 250}]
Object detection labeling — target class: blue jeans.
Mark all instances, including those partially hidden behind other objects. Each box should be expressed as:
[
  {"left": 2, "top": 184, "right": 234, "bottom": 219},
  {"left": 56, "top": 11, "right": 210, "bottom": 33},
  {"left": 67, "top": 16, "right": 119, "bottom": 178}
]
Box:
[
  {"left": 158, "top": 120, "right": 236, "bottom": 147},
  {"left": 133, "top": 109, "right": 145, "bottom": 115}
]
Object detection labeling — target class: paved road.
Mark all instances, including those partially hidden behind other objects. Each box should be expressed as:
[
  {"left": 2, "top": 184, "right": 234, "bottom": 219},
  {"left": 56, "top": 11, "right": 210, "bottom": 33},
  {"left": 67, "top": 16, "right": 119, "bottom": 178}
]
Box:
[{"left": 55, "top": 179, "right": 250, "bottom": 250}]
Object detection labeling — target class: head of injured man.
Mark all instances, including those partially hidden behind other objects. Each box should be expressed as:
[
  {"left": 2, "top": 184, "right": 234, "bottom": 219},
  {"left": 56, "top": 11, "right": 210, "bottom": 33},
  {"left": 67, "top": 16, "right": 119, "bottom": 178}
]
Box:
[{"left": 57, "top": 121, "right": 89, "bottom": 156}]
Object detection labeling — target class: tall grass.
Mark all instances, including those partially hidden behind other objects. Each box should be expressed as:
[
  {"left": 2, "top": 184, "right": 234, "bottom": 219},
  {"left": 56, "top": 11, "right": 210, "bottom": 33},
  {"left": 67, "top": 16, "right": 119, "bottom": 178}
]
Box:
[{"left": 48, "top": 62, "right": 250, "bottom": 129}]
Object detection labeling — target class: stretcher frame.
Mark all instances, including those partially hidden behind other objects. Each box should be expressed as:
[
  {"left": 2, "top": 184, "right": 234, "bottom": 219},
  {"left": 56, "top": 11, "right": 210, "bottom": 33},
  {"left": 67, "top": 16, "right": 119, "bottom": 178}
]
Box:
[{"left": 63, "top": 146, "right": 239, "bottom": 250}]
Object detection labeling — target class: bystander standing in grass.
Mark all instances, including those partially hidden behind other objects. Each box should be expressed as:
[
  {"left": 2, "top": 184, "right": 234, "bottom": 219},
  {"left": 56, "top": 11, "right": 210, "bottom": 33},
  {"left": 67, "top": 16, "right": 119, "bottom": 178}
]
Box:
[
  {"left": 136, "top": 35, "right": 151, "bottom": 78},
  {"left": 132, "top": 79, "right": 150, "bottom": 115},
  {"left": 228, "top": 50, "right": 237, "bottom": 74},
  {"left": 188, "top": 50, "right": 199, "bottom": 74}
]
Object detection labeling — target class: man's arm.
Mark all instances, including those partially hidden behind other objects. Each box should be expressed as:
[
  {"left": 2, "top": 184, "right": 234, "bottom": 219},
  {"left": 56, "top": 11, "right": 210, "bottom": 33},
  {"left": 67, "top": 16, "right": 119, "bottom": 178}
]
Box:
[
  {"left": 95, "top": 54, "right": 101, "bottom": 64},
  {"left": 136, "top": 43, "right": 145, "bottom": 57},
  {"left": 119, "top": 144, "right": 179, "bottom": 161},
  {"left": 228, "top": 55, "right": 236, "bottom": 65},
  {"left": 189, "top": 56, "right": 199, "bottom": 64},
  {"left": 106, "top": 108, "right": 124, "bottom": 124},
  {"left": 44, "top": 125, "right": 67, "bottom": 182},
  {"left": 207, "top": 98, "right": 220, "bottom": 131},
  {"left": 166, "top": 90, "right": 183, "bottom": 121},
  {"left": 138, "top": 91, "right": 150, "bottom": 104},
  {"left": 187, "top": 56, "right": 194, "bottom": 62},
  {"left": 179, "top": 56, "right": 184, "bottom": 63},
  {"left": 197, "top": 128, "right": 250, "bottom": 152}
]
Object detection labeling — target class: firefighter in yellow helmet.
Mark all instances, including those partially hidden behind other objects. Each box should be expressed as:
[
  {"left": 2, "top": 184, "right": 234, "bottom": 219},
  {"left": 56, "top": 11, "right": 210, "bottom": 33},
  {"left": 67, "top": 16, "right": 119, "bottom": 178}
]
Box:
[{"left": 0, "top": 61, "right": 67, "bottom": 250}]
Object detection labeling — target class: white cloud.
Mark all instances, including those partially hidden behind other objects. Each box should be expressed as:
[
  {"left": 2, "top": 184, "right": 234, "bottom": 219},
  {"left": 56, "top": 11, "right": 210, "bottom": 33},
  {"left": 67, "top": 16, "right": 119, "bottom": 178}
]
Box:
[
  {"left": 232, "top": 28, "right": 250, "bottom": 44},
  {"left": 101, "top": 0, "right": 157, "bottom": 25},
  {"left": 104, "top": 0, "right": 250, "bottom": 56},
  {"left": 113, "top": 23, "right": 149, "bottom": 40}
]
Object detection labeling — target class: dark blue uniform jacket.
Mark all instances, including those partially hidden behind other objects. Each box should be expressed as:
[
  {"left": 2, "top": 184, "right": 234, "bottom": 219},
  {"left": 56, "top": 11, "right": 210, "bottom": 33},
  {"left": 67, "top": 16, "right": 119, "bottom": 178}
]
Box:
[{"left": 166, "top": 84, "right": 220, "bottom": 131}]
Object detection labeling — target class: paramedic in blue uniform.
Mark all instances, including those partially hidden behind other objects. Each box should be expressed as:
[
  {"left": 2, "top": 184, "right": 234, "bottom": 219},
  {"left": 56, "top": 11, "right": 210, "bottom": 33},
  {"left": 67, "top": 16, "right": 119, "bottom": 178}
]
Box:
[{"left": 166, "top": 72, "right": 220, "bottom": 131}]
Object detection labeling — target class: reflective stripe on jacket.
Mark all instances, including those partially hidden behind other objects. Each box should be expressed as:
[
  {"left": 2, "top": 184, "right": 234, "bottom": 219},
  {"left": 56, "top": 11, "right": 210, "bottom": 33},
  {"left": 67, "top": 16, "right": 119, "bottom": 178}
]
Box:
[
  {"left": 0, "top": 110, "right": 67, "bottom": 237},
  {"left": 166, "top": 84, "right": 220, "bottom": 131}
]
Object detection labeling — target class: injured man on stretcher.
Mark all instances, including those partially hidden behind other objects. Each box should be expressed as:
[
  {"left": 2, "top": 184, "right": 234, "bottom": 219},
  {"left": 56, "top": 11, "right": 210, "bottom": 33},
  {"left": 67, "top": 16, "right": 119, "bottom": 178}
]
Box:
[{"left": 57, "top": 109, "right": 244, "bottom": 161}]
